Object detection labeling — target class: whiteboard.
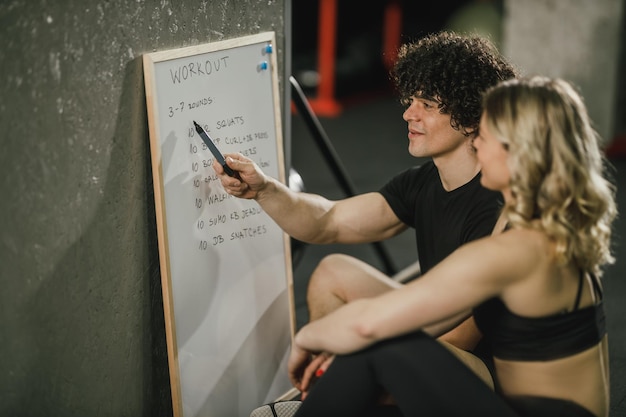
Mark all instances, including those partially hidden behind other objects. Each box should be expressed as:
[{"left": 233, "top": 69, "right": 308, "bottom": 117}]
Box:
[{"left": 143, "top": 32, "right": 296, "bottom": 417}]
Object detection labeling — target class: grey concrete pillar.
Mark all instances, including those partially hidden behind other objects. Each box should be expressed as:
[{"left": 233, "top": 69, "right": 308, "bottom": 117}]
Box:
[{"left": 503, "top": 0, "right": 623, "bottom": 145}]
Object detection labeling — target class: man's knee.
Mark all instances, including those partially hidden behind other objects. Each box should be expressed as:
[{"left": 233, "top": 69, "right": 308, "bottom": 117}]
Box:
[
  {"left": 307, "top": 254, "right": 354, "bottom": 307},
  {"left": 309, "top": 253, "right": 351, "bottom": 284},
  {"left": 307, "top": 254, "right": 396, "bottom": 316}
]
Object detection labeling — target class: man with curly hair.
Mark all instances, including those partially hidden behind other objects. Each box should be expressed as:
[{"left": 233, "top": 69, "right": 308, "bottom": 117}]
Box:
[{"left": 216, "top": 31, "right": 518, "bottom": 401}]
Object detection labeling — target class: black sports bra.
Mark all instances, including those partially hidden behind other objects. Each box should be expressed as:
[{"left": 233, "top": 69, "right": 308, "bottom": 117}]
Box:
[{"left": 473, "top": 270, "right": 606, "bottom": 361}]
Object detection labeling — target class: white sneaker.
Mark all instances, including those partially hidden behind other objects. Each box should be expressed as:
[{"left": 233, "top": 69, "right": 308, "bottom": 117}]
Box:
[{"left": 249, "top": 400, "right": 302, "bottom": 417}]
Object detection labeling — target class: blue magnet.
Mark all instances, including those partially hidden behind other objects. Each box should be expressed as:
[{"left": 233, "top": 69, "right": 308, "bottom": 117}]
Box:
[
  {"left": 258, "top": 61, "right": 268, "bottom": 71},
  {"left": 265, "top": 44, "right": 273, "bottom": 54}
]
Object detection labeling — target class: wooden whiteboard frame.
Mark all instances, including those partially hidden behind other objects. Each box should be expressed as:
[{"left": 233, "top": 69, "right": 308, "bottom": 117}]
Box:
[{"left": 143, "top": 32, "right": 296, "bottom": 417}]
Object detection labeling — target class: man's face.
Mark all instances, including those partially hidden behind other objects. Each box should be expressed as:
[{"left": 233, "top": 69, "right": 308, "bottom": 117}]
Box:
[{"left": 402, "top": 95, "right": 467, "bottom": 159}]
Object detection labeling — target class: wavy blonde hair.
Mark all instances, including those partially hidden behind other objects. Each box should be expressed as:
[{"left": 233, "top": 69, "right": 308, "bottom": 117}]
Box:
[{"left": 482, "top": 76, "right": 616, "bottom": 276}]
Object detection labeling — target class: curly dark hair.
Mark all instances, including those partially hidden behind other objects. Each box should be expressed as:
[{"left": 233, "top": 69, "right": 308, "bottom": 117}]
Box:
[{"left": 391, "top": 31, "right": 518, "bottom": 136}]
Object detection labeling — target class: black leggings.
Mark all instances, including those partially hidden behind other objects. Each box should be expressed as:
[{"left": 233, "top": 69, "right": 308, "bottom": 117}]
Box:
[{"left": 293, "top": 331, "right": 595, "bottom": 417}]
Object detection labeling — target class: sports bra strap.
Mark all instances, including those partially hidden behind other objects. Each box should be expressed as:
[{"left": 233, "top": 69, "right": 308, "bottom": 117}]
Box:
[
  {"left": 590, "top": 272, "right": 603, "bottom": 300},
  {"left": 572, "top": 269, "right": 584, "bottom": 310},
  {"left": 573, "top": 271, "right": 604, "bottom": 311}
]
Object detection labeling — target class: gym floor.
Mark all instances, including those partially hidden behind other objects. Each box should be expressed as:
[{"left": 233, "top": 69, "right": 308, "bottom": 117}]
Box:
[{"left": 288, "top": 92, "right": 626, "bottom": 416}]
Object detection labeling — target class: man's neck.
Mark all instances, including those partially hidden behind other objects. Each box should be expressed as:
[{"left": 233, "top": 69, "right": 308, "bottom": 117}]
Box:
[{"left": 433, "top": 146, "right": 481, "bottom": 191}]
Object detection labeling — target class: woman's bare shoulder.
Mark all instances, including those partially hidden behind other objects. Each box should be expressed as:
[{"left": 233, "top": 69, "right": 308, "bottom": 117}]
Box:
[
  {"left": 456, "top": 227, "right": 552, "bottom": 283},
  {"left": 493, "top": 226, "right": 550, "bottom": 256}
]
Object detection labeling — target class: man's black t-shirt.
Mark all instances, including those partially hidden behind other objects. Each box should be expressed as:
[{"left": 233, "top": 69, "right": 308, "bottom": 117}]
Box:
[{"left": 379, "top": 161, "right": 502, "bottom": 276}]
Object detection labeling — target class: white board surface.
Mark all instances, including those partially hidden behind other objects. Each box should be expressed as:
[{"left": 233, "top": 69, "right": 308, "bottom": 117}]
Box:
[{"left": 143, "top": 32, "right": 295, "bottom": 417}]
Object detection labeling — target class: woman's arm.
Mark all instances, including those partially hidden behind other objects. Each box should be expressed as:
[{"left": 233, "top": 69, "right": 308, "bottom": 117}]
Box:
[{"left": 294, "top": 231, "right": 535, "bottom": 354}]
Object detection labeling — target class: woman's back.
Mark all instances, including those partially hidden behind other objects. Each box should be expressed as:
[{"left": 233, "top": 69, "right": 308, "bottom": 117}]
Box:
[
  {"left": 477, "top": 229, "right": 609, "bottom": 417},
  {"left": 495, "top": 339, "right": 609, "bottom": 417}
]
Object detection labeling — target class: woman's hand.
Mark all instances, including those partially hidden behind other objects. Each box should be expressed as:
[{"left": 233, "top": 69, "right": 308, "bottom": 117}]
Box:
[{"left": 299, "top": 353, "right": 334, "bottom": 400}]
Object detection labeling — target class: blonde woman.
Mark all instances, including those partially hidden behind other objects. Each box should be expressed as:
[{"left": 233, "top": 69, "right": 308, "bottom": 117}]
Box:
[{"left": 287, "top": 77, "right": 616, "bottom": 417}]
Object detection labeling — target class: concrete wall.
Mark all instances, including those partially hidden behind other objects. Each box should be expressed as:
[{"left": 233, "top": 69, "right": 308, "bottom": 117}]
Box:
[
  {"left": 503, "top": 0, "right": 624, "bottom": 144},
  {"left": 0, "top": 1, "right": 286, "bottom": 415}
]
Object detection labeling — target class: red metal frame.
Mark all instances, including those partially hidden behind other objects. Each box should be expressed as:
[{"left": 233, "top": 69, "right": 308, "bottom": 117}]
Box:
[{"left": 305, "top": 0, "right": 402, "bottom": 117}]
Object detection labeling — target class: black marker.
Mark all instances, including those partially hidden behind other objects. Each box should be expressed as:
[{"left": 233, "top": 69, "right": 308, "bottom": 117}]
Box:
[{"left": 193, "top": 120, "right": 238, "bottom": 177}]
